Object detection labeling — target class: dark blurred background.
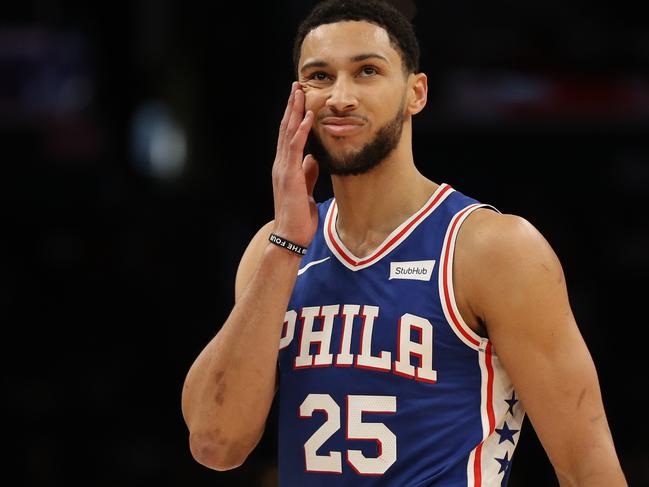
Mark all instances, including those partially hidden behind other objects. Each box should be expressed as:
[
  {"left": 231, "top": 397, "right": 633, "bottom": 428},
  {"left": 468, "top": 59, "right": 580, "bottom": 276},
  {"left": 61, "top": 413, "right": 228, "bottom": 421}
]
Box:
[{"left": 2, "top": 0, "right": 648, "bottom": 485}]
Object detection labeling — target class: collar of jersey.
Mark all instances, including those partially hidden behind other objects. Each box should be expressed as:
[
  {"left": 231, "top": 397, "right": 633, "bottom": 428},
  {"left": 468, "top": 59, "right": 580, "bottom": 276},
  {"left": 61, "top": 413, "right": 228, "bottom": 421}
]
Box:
[{"left": 323, "top": 183, "right": 454, "bottom": 271}]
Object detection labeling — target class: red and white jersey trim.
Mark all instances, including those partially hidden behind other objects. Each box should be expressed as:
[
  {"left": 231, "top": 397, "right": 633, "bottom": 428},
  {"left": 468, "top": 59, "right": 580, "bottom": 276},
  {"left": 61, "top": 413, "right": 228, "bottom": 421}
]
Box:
[
  {"left": 467, "top": 348, "right": 526, "bottom": 486},
  {"left": 324, "top": 183, "right": 455, "bottom": 271},
  {"left": 438, "top": 203, "right": 497, "bottom": 351},
  {"left": 466, "top": 341, "right": 497, "bottom": 487}
]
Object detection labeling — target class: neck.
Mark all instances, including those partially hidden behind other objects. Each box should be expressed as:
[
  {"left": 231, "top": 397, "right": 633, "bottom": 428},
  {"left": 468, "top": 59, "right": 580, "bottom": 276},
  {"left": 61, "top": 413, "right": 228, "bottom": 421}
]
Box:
[{"left": 330, "top": 122, "right": 438, "bottom": 257}]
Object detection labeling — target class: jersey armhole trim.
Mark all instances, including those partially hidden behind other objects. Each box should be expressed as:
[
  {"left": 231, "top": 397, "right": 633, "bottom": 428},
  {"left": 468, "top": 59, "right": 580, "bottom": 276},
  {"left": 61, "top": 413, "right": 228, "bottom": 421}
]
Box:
[{"left": 438, "top": 203, "right": 499, "bottom": 351}]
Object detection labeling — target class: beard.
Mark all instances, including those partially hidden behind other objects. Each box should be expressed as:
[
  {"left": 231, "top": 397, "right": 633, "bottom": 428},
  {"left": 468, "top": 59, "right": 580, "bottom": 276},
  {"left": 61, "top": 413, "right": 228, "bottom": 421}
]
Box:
[{"left": 305, "top": 101, "right": 405, "bottom": 176}]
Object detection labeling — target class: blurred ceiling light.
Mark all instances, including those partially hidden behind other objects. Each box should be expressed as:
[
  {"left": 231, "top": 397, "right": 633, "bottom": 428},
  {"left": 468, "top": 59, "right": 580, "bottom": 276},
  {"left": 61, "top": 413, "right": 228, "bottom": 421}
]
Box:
[{"left": 130, "top": 101, "right": 187, "bottom": 180}]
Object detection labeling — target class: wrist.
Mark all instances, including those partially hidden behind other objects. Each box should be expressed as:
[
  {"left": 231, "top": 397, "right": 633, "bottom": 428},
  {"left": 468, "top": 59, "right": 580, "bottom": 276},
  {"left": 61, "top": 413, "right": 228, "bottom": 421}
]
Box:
[
  {"left": 263, "top": 239, "right": 304, "bottom": 263},
  {"left": 268, "top": 233, "right": 308, "bottom": 256}
]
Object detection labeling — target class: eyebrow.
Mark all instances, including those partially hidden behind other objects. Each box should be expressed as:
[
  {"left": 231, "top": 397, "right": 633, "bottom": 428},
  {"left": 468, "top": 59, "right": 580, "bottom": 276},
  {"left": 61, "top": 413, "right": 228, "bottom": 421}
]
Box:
[{"left": 300, "top": 53, "right": 390, "bottom": 74}]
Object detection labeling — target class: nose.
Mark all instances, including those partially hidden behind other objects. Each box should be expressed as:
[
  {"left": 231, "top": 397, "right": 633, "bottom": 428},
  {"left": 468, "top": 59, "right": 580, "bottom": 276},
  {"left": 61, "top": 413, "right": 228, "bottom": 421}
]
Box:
[{"left": 325, "top": 74, "right": 358, "bottom": 113}]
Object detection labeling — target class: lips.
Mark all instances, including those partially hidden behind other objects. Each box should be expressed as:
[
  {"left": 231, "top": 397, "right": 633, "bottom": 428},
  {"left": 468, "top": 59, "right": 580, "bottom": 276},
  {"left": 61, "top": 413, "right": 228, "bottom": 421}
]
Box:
[
  {"left": 322, "top": 124, "right": 364, "bottom": 135},
  {"left": 321, "top": 117, "right": 364, "bottom": 136}
]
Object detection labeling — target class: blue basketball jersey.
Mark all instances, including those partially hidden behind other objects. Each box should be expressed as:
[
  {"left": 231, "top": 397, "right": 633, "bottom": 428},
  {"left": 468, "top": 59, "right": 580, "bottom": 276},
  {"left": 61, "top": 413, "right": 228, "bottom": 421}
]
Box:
[{"left": 276, "top": 183, "right": 526, "bottom": 486}]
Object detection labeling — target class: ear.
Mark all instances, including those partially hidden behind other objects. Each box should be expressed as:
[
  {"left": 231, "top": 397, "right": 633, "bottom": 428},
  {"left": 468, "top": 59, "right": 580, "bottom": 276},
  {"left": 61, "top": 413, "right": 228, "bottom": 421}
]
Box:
[{"left": 405, "top": 72, "right": 428, "bottom": 116}]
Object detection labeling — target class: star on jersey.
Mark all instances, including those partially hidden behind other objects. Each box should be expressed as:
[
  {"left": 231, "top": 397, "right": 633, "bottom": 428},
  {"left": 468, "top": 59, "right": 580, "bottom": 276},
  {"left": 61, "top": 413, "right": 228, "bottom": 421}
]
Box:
[
  {"left": 495, "top": 422, "right": 520, "bottom": 445},
  {"left": 495, "top": 451, "right": 511, "bottom": 475},
  {"left": 505, "top": 391, "right": 518, "bottom": 416}
]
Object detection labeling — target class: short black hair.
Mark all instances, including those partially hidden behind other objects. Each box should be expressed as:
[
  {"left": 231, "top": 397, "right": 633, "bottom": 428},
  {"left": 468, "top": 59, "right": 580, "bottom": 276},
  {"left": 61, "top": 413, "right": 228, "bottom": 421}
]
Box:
[{"left": 292, "top": 0, "right": 420, "bottom": 77}]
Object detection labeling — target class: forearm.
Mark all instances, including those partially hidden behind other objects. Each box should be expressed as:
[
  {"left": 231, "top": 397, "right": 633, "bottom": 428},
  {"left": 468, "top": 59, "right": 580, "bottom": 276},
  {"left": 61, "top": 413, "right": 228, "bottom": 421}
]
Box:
[
  {"left": 557, "top": 461, "right": 627, "bottom": 487},
  {"left": 525, "top": 368, "right": 626, "bottom": 487},
  {"left": 182, "top": 243, "right": 301, "bottom": 467},
  {"left": 555, "top": 434, "right": 627, "bottom": 487},
  {"left": 558, "top": 471, "right": 627, "bottom": 486}
]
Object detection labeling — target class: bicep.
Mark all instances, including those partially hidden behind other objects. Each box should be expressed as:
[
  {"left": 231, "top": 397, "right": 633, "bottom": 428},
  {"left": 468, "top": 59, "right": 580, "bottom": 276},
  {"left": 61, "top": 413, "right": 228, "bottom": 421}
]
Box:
[
  {"left": 234, "top": 220, "right": 275, "bottom": 302},
  {"left": 234, "top": 220, "right": 281, "bottom": 392}
]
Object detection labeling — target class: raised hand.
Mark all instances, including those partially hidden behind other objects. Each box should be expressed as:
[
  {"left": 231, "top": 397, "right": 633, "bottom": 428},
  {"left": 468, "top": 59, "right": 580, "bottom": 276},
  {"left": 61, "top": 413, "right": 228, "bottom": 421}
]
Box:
[{"left": 271, "top": 82, "right": 319, "bottom": 248}]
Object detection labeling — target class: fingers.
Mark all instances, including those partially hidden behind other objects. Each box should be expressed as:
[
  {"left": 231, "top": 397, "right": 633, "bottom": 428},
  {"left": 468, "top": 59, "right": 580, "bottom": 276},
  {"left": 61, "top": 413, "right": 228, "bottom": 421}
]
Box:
[
  {"left": 303, "top": 154, "right": 319, "bottom": 197},
  {"left": 277, "top": 82, "right": 298, "bottom": 146},
  {"left": 287, "top": 108, "right": 313, "bottom": 164},
  {"left": 285, "top": 88, "right": 306, "bottom": 142},
  {"left": 278, "top": 82, "right": 313, "bottom": 164}
]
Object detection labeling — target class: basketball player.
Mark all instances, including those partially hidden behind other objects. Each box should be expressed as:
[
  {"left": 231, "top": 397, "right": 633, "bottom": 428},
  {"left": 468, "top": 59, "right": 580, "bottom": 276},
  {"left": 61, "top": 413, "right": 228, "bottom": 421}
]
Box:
[{"left": 181, "top": 1, "right": 626, "bottom": 485}]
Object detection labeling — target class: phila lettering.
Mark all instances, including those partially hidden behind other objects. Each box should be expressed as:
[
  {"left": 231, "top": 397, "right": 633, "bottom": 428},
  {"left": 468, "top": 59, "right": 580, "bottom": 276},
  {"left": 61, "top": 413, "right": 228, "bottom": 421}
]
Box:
[{"left": 279, "top": 305, "right": 438, "bottom": 383}]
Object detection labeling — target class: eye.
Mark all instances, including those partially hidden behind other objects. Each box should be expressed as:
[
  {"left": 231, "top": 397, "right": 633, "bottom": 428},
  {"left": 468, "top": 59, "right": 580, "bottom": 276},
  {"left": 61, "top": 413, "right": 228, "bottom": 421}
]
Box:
[
  {"left": 308, "top": 71, "right": 330, "bottom": 81},
  {"left": 360, "top": 66, "right": 378, "bottom": 77}
]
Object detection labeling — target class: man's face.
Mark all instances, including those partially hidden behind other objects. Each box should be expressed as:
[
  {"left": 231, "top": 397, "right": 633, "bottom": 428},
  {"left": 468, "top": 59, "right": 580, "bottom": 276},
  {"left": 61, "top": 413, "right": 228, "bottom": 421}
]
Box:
[{"left": 298, "top": 21, "right": 410, "bottom": 175}]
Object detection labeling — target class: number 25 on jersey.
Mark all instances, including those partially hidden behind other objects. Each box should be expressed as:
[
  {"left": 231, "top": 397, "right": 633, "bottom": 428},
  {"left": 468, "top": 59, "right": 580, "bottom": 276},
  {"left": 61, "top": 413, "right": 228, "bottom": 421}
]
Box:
[{"left": 300, "top": 394, "right": 397, "bottom": 475}]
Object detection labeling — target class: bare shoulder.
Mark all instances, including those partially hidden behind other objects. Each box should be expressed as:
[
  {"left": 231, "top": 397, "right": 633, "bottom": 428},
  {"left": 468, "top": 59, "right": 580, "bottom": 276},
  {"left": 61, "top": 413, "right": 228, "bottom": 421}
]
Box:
[
  {"left": 457, "top": 208, "right": 560, "bottom": 272},
  {"left": 455, "top": 208, "right": 566, "bottom": 326},
  {"left": 234, "top": 220, "right": 275, "bottom": 302}
]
